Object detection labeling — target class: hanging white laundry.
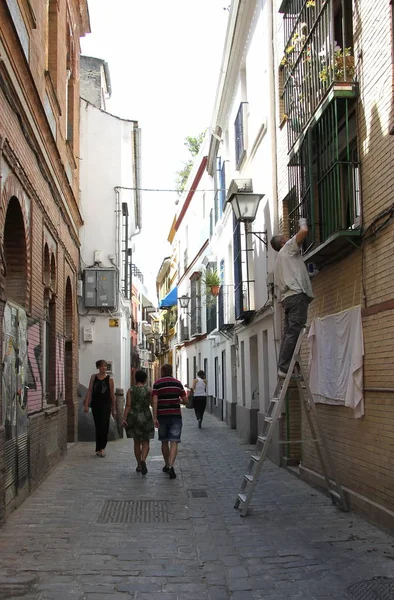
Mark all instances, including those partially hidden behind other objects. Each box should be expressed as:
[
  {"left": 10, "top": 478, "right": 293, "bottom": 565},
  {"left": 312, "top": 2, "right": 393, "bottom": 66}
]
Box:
[{"left": 308, "top": 305, "right": 364, "bottom": 418}]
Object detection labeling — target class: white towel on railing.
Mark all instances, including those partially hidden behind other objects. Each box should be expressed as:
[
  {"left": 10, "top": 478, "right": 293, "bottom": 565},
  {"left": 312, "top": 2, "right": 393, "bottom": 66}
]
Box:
[{"left": 308, "top": 306, "right": 364, "bottom": 418}]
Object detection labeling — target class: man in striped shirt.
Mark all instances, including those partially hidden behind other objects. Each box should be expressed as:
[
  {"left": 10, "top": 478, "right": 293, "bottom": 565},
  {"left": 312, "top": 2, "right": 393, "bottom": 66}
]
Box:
[{"left": 152, "top": 363, "right": 187, "bottom": 479}]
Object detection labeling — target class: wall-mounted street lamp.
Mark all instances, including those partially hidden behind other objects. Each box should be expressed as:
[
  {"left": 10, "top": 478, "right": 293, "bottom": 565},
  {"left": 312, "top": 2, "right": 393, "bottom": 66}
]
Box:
[
  {"left": 226, "top": 179, "right": 266, "bottom": 245},
  {"left": 178, "top": 295, "right": 191, "bottom": 310}
]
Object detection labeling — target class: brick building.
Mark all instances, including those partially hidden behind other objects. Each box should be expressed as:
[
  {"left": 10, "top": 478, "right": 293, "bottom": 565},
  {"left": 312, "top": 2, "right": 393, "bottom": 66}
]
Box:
[
  {"left": 0, "top": 0, "right": 89, "bottom": 520},
  {"left": 275, "top": 0, "right": 394, "bottom": 528}
]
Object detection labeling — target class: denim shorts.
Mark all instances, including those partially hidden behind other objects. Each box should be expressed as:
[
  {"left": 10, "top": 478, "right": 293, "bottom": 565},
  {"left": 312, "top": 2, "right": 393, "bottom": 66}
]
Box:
[{"left": 158, "top": 417, "right": 182, "bottom": 442}]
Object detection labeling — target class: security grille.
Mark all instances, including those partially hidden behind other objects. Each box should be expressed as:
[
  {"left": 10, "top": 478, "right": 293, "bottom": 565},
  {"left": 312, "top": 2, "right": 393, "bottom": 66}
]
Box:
[{"left": 98, "top": 500, "right": 170, "bottom": 524}]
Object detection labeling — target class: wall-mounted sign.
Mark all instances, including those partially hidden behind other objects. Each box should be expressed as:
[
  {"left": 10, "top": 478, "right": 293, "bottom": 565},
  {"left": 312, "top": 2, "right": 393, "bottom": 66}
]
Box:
[{"left": 109, "top": 318, "right": 119, "bottom": 328}]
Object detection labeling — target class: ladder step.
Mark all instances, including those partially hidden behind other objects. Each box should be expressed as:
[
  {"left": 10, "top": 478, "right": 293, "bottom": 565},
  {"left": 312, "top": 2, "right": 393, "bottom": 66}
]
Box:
[
  {"left": 264, "top": 416, "right": 273, "bottom": 423},
  {"left": 251, "top": 454, "right": 260, "bottom": 463},
  {"left": 237, "top": 493, "right": 247, "bottom": 503},
  {"left": 257, "top": 435, "right": 267, "bottom": 444},
  {"left": 329, "top": 489, "right": 341, "bottom": 500},
  {"left": 271, "top": 397, "right": 279, "bottom": 403},
  {"left": 244, "top": 474, "right": 254, "bottom": 483}
]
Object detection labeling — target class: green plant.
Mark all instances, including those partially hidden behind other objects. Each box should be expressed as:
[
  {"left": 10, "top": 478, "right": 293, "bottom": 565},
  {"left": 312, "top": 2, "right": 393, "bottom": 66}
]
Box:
[
  {"left": 201, "top": 269, "right": 221, "bottom": 305},
  {"left": 175, "top": 131, "right": 206, "bottom": 195},
  {"left": 319, "top": 47, "right": 355, "bottom": 83},
  {"left": 202, "top": 269, "right": 221, "bottom": 288}
]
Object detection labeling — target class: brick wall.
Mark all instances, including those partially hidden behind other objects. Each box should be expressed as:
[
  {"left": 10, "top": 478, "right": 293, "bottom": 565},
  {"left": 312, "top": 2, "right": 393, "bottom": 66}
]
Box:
[
  {"left": 29, "top": 406, "right": 68, "bottom": 493},
  {"left": 0, "top": 0, "right": 88, "bottom": 519},
  {"left": 274, "top": 0, "right": 394, "bottom": 524}
]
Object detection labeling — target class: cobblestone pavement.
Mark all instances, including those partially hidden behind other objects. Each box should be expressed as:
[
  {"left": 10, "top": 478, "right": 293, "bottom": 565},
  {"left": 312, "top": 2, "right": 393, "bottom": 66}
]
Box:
[{"left": 0, "top": 409, "right": 393, "bottom": 600}]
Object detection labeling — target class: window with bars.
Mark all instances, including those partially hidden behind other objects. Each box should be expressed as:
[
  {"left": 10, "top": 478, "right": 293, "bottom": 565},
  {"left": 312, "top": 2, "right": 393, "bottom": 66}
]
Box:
[
  {"left": 206, "top": 262, "right": 217, "bottom": 334},
  {"left": 218, "top": 259, "right": 233, "bottom": 330},
  {"left": 280, "top": 0, "right": 355, "bottom": 150},
  {"left": 209, "top": 208, "right": 214, "bottom": 238},
  {"left": 287, "top": 96, "right": 361, "bottom": 261},
  {"left": 233, "top": 213, "right": 255, "bottom": 320},
  {"left": 234, "top": 102, "right": 248, "bottom": 169},
  {"left": 190, "top": 276, "right": 202, "bottom": 337},
  {"left": 218, "top": 159, "right": 227, "bottom": 215}
]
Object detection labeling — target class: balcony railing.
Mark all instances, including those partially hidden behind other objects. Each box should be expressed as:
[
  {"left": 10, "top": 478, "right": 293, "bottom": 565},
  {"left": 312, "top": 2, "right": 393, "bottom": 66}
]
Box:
[{"left": 280, "top": 0, "right": 356, "bottom": 150}]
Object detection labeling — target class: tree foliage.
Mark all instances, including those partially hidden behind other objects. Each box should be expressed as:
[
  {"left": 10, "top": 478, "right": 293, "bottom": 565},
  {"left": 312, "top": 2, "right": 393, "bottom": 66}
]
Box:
[{"left": 175, "top": 131, "right": 206, "bottom": 196}]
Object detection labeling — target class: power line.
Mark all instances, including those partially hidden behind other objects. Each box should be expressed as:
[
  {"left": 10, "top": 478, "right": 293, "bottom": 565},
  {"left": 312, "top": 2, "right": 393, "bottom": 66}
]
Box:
[{"left": 121, "top": 187, "right": 224, "bottom": 193}]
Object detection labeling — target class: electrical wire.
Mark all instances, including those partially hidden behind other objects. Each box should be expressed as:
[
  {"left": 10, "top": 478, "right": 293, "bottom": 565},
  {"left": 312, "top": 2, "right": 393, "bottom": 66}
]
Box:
[{"left": 117, "top": 187, "right": 225, "bottom": 193}]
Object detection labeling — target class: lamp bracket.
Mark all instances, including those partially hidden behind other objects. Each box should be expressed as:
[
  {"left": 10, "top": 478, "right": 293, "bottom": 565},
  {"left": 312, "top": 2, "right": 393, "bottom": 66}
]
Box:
[{"left": 247, "top": 230, "right": 267, "bottom": 247}]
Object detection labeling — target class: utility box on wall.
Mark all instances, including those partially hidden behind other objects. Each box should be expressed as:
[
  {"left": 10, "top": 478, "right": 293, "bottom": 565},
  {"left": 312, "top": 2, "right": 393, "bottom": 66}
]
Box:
[{"left": 84, "top": 269, "right": 116, "bottom": 308}]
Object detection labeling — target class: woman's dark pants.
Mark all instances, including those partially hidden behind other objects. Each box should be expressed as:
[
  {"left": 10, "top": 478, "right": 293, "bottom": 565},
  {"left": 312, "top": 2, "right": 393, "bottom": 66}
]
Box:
[
  {"left": 91, "top": 403, "right": 111, "bottom": 452},
  {"left": 194, "top": 396, "right": 207, "bottom": 422}
]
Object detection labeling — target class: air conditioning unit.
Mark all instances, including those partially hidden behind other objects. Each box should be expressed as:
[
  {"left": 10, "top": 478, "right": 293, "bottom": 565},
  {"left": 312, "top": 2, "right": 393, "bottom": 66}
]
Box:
[{"left": 141, "top": 321, "right": 152, "bottom": 336}]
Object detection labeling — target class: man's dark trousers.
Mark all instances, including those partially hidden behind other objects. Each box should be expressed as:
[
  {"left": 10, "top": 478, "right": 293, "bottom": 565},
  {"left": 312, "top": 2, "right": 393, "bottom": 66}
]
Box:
[{"left": 278, "top": 292, "right": 309, "bottom": 373}]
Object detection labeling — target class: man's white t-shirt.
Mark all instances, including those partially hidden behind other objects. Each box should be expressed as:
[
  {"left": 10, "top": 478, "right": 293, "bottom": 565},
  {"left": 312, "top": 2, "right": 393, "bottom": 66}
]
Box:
[{"left": 274, "top": 235, "right": 314, "bottom": 302}]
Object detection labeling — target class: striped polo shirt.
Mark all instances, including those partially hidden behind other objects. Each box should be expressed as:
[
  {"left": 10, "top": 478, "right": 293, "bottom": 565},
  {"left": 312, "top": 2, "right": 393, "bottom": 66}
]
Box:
[{"left": 152, "top": 376, "right": 186, "bottom": 419}]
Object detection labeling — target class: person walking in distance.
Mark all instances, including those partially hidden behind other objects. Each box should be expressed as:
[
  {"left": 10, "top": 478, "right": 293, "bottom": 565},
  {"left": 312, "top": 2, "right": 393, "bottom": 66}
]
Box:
[
  {"left": 84, "top": 360, "right": 116, "bottom": 457},
  {"left": 270, "top": 218, "right": 314, "bottom": 378},
  {"left": 192, "top": 370, "right": 207, "bottom": 428},
  {"left": 122, "top": 370, "right": 154, "bottom": 475},
  {"left": 152, "top": 363, "right": 187, "bottom": 479}
]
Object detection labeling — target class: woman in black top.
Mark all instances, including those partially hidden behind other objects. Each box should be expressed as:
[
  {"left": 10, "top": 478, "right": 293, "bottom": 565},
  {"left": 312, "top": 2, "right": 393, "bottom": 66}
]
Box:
[{"left": 84, "top": 360, "right": 116, "bottom": 457}]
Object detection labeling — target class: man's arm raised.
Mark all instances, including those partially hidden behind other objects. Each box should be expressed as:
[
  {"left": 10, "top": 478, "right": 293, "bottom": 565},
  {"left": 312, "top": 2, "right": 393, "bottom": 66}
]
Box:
[{"left": 296, "top": 217, "right": 308, "bottom": 246}]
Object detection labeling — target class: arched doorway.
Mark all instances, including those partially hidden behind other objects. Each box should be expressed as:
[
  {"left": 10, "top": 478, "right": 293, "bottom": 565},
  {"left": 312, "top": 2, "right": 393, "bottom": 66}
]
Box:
[
  {"left": 4, "top": 197, "right": 27, "bottom": 306},
  {"left": 2, "top": 197, "right": 29, "bottom": 506},
  {"left": 47, "top": 254, "right": 57, "bottom": 405},
  {"left": 65, "top": 277, "right": 75, "bottom": 441}
]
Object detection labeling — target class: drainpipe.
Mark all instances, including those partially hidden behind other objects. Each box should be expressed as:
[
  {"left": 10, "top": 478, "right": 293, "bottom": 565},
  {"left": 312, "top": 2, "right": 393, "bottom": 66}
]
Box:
[{"left": 0, "top": 136, "right": 6, "bottom": 277}]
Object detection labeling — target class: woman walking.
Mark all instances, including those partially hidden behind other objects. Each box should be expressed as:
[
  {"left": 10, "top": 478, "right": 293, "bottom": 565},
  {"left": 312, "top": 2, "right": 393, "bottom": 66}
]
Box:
[
  {"left": 122, "top": 370, "right": 154, "bottom": 475},
  {"left": 192, "top": 370, "right": 207, "bottom": 428},
  {"left": 84, "top": 360, "right": 116, "bottom": 457}
]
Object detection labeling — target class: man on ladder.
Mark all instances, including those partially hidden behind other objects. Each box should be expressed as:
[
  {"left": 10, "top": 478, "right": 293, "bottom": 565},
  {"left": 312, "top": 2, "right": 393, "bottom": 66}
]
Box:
[
  {"left": 270, "top": 217, "right": 314, "bottom": 378},
  {"left": 234, "top": 217, "right": 348, "bottom": 516}
]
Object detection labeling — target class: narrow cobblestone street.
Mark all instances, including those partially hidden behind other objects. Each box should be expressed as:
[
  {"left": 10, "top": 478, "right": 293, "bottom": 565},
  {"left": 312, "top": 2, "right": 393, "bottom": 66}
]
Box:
[{"left": 1, "top": 409, "right": 393, "bottom": 600}]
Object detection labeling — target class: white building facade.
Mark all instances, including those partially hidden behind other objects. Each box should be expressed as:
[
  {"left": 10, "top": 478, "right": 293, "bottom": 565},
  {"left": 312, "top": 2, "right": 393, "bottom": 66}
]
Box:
[
  {"left": 171, "top": 0, "right": 280, "bottom": 447},
  {"left": 79, "top": 63, "right": 141, "bottom": 395}
]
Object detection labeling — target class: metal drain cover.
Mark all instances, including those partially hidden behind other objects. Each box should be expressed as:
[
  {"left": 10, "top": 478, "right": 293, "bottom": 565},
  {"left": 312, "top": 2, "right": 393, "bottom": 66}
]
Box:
[
  {"left": 348, "top": 577, "right": 394, "bottom": 599},
  {"left": 187, "top": 489, "right": 208, "bottom": 498},
  {"left": 98, "top": 500, "right": 170, "bottom": 524},
  {"left": 0, "top": 582, "right": 34, "bottom": 599}
]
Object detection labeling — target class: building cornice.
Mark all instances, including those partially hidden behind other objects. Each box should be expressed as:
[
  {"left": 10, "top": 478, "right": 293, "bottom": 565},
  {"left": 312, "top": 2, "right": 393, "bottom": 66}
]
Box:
[{"left": 174, "top": 156, "right": 207, "bottom": 231}]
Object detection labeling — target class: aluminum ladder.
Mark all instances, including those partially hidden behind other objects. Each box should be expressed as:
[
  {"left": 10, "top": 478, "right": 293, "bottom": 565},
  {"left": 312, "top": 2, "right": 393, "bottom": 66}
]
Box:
[{"left": 234, "top": 327, "right": 348, "bottom": 517}]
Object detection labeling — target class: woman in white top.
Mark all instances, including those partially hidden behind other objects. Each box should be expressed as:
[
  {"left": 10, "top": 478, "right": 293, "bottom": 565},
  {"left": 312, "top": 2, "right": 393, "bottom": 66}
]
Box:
[{"left": 192, "top": 370, "right": 207, "bottom": 428}]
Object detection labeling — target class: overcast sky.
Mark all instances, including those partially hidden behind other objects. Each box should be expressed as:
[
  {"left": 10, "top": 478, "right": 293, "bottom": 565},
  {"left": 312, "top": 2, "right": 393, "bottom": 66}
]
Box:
[{"left": 81, "top": 0, "right": 229, "bottom": 299}]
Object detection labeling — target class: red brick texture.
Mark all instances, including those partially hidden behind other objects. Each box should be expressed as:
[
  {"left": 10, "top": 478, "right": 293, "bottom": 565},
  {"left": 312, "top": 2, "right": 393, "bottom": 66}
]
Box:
[{"left": 0, "top": 0, "right": 89, "bottom": 522}]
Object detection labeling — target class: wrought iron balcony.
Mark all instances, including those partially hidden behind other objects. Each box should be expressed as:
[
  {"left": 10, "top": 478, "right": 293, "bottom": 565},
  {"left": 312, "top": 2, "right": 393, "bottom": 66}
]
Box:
[{"left": 280, "top": 0, "right": 356, "bottom": 150}]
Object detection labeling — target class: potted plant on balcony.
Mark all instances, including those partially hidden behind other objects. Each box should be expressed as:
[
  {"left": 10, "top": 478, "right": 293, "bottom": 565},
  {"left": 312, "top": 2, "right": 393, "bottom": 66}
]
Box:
[
  {"left": 319, "top": 47, "right": 355, "bottom": 83},
  {"left": 202, "top": 268, "right": 221, "bottom": 298}
]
